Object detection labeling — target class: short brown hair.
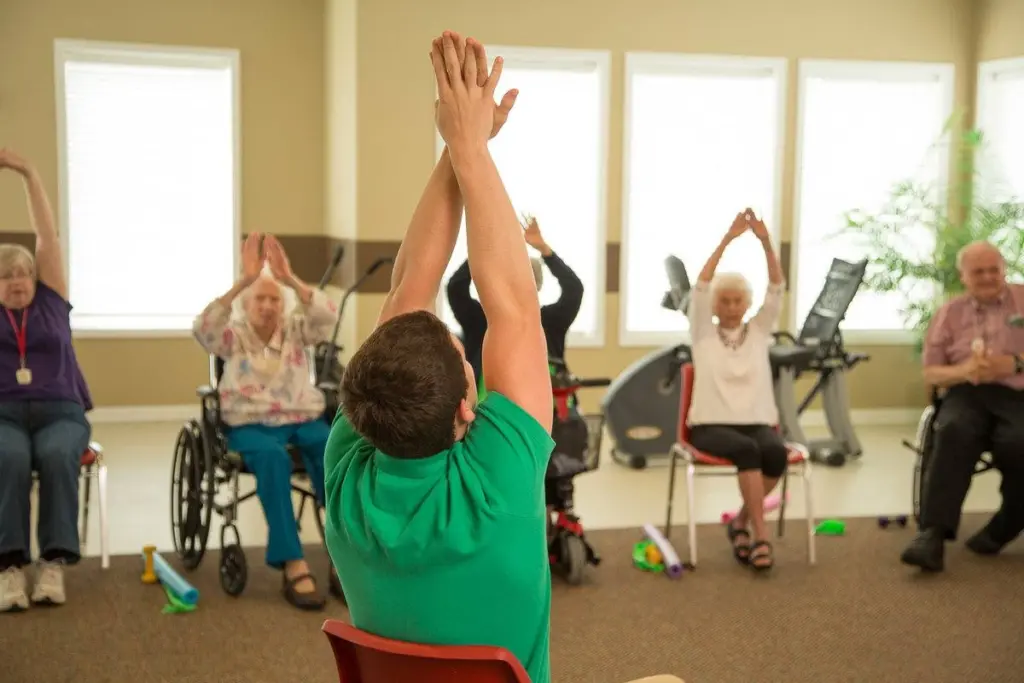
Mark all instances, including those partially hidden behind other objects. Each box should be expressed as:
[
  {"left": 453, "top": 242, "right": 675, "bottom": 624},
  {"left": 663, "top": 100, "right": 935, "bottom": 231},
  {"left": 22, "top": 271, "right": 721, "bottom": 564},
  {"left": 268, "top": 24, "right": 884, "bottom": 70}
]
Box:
[{"left": 341, "top": 310, "right": 468, "bottom": 459}]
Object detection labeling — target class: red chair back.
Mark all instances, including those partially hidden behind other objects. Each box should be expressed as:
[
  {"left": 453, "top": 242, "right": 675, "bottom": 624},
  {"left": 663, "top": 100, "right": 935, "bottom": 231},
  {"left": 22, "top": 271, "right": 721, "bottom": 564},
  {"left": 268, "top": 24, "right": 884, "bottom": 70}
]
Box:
[
  {"left": 677, "top": 363, "right": 695, "bottom": 445},
  {"left": 322, "top": 620, "right": 531, "bottom": 683}
]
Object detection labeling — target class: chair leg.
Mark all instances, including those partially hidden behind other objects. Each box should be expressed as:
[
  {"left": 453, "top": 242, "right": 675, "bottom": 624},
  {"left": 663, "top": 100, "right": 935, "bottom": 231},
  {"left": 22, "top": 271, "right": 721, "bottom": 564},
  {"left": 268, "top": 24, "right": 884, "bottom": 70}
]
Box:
[
  {"left": 80, "top": 464, "right": 92, "bottom": 554},
  {"left": 777, "top": 470, "right": 790, "bottom": 538},
  {"left": 664, "top": 449, "right": 679, "bottom": 538},
  {"left": 98, "top": 461, "right": 110, "bottom": 570},
  {"left": 802, "top": 463, "right": 816, "bottom": 565},
  {"left": 686, "top": 463, "right": 697, "bottom": 567}
]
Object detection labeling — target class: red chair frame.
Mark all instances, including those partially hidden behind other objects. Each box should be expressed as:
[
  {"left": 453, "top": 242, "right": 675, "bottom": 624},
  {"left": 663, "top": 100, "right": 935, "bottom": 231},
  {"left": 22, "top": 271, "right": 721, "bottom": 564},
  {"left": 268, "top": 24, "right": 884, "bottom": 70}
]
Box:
[
  {"left": 664, "top": 364, "right": 816, "bottom": 567},
  {"left": 322, "top": 619, "right": 531, "bottom": 683}
]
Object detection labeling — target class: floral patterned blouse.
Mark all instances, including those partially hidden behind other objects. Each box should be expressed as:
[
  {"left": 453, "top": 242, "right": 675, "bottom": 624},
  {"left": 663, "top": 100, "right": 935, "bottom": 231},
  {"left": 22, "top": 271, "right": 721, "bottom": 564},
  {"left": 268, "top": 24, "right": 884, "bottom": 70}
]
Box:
[{"left": 192, "top": 290, "right": 338, "bottom": 427}]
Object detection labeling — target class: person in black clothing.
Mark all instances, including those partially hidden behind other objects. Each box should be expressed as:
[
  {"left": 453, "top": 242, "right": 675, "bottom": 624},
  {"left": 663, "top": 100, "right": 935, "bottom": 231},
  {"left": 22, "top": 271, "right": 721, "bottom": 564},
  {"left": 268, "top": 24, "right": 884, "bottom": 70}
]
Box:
[{"left": 446, "top": 215, "right": 583, "bottom": 381}]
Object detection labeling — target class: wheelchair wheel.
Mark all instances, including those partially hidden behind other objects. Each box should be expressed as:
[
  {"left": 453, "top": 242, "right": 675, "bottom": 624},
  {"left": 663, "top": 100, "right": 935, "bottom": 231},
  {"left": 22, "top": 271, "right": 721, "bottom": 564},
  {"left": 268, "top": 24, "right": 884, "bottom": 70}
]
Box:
[
  {"left": 911, "top": 406, "right": 937, "bottom": 526},
  {"left": 219, "top": 544, "right": 248, "bottom": 597},
  {"left": 561, "top": 534, "right": 587, "bottom": 586},
  {"left": 170, "top": 421, "right": 216, "bottom": 571}
]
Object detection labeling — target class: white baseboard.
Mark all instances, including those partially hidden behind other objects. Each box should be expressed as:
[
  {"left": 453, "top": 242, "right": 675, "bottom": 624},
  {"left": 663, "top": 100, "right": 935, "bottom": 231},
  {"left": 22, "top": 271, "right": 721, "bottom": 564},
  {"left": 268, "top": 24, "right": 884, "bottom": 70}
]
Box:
[
  {"left": 89, "top": 404, "right": 199, "bottom": 424},
  {"left": 87, "top": 404, "right": 924, "bottom": 427}
]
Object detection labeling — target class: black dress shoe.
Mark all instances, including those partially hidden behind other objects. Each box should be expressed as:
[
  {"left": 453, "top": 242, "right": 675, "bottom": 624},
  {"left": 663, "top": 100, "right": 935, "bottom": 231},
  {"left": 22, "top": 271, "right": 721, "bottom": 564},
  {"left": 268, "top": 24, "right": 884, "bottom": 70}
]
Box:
[
  {"left": 965, "top": 527, "right": 1006, "bottom": 556},
  {"left": 900, "top": 528, "right": 945, "bottom": 572}
]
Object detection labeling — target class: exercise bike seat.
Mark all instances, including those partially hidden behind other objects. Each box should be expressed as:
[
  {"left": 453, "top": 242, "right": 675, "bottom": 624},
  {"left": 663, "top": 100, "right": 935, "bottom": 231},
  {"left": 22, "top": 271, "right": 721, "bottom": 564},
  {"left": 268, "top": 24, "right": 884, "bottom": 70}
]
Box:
[{"left": 769, "top": 344, "right": 818, "bottom": 374}]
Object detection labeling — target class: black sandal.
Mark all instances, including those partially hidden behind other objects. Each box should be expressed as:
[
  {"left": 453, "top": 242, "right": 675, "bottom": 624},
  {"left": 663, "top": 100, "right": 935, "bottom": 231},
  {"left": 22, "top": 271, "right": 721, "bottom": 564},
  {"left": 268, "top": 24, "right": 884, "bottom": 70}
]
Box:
[
  {"left": 282, "top": 572, "right": 327, "bottom": 611},
  {"left": 726, "top": 524, "right": 751, "bottom": 565},
  {"left": 749, "top": 540, "right": 774, "bottom": 572}
]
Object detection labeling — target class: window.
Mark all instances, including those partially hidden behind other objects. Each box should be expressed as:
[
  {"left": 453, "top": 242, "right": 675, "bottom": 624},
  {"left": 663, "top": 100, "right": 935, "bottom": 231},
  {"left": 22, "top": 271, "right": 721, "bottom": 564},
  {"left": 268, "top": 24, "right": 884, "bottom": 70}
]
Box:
[
  {"left": 977, "top": 58, "right": 1024, "bottom": 202},
  {"left": 620, "top": 53, "right": 787, "bottom": 346},
  {"left": 55, "top": 40, "right": 240, "bottom": 334},
  {"left": 792, "top": 60, "right": 955, "bottom": 339},
  {"left": 435, "top": 47, "right": 610, "bottom": 346}
]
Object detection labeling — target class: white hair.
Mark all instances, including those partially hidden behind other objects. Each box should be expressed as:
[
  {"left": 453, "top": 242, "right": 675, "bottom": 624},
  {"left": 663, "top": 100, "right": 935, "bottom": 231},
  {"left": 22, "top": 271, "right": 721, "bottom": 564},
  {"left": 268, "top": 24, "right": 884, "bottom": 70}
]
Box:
[
  {"left": 531, "top": 258, "right": 544, "bottom": 290},
  {"left": 0, "top": 244, "right": 35, "bottom": 279},
  {"left": 710, "top": 272, "right": 753, "bottom": 305},
  {"left": 230, "top": 269, "right": 297, "bottom": 321}
]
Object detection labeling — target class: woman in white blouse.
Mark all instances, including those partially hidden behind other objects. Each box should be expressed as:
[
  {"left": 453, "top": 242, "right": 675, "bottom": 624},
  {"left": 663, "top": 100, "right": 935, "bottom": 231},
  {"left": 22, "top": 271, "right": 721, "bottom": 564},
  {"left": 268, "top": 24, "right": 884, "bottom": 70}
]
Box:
[{"left": 686, "top": 209, "right": 786, "bottom": 571}]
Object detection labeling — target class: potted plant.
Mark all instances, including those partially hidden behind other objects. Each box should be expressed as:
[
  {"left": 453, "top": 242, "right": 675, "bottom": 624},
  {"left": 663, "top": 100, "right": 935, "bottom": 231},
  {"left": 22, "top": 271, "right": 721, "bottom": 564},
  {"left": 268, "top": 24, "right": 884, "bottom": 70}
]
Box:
[{"left": 838, "top": 125, "right": 1024, "bottom": 353}]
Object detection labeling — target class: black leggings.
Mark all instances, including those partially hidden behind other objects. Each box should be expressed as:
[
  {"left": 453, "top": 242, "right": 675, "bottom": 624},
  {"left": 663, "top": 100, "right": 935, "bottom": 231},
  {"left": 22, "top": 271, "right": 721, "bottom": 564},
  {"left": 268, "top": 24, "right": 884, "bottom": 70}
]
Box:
[{"left": 689, "top": 424, "right": 788, "bottom": 478}]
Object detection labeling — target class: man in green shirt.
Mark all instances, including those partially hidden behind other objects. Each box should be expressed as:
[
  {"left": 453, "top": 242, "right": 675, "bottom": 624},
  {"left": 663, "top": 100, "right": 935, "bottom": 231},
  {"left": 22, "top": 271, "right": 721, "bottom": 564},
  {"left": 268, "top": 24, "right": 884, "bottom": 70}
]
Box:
[
  {"left": 324, "top": 31, "right": 685, "bottom": 683},
  {"left": 324, "top": 31, "right": 555, "bottom": 683}
]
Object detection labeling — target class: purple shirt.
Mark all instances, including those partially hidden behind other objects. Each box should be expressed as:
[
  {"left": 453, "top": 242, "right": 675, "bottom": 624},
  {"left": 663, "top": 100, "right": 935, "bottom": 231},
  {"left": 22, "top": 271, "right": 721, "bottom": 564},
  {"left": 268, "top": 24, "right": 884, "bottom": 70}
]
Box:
[
  {"left": 0, "top": 281, "right": 93, "bottom": 410},
  {"left": 922, "top": 283, "right": 1024, "bottom": 390}
]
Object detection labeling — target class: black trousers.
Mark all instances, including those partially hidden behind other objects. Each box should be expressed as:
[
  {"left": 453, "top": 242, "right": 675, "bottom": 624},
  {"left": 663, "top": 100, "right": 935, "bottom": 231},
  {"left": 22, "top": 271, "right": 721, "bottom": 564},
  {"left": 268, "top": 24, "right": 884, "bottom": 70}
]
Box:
[
  {"left": 921, "top": 383, "right": 1024, "bottom": 541},
  {"left": 688, "top": 424, "right": 788, "bottom": 478}
]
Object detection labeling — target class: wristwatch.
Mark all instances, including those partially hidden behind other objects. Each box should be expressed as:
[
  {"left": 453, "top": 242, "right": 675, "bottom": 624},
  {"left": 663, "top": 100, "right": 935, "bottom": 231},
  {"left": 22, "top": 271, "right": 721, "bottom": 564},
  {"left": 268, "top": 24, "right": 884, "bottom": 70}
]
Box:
[{"left": 1015, "top": 354, "right": 1024, "bottom": 375}]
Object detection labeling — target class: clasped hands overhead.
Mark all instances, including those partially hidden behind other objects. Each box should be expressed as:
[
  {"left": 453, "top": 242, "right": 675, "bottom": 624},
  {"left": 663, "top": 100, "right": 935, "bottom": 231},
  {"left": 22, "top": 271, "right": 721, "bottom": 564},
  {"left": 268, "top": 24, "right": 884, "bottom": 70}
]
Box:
[
  {"left": 724, "top": 208, "right": 770, "bottom": 243},
  {"left": 430, "top": 31, "right": 519, "bottom": 149}
]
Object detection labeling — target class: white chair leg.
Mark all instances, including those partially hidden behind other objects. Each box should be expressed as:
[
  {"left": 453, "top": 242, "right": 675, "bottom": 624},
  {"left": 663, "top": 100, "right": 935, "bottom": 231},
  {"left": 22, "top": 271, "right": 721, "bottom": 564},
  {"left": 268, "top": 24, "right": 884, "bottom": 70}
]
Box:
[
  {"left": 686, "top": 463, "right": 697, "bottom": 567},
  {"left": 803, "top": 462, "right": 816, "bottom": 565},
  {"left": 98, "top": 462, "right": 110, "bottom": 570}
]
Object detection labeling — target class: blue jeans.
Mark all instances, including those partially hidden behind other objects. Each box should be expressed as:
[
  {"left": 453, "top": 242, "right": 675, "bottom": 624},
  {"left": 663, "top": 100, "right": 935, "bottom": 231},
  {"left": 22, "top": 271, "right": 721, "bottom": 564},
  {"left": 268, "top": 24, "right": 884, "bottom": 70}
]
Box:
[
  {"left": 225, "top": 420, "right": 329, "bottom": 569},
  {"left": 0, "top": 400, "right": 91, "bottom": 568}
]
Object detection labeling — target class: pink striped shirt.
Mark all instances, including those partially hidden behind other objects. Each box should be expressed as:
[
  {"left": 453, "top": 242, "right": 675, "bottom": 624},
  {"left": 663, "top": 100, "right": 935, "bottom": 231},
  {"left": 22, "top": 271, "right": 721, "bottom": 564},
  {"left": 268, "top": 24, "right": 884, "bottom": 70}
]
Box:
[{"left": 922, "top": 284, "right": 1024, "bottom": 390}]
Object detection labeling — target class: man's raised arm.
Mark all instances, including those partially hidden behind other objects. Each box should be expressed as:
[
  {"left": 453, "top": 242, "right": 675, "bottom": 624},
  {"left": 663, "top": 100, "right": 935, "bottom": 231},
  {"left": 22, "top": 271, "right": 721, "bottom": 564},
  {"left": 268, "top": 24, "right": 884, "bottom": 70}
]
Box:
[{"left": 434, "top": 35, "right": 551, "bottom": 430}]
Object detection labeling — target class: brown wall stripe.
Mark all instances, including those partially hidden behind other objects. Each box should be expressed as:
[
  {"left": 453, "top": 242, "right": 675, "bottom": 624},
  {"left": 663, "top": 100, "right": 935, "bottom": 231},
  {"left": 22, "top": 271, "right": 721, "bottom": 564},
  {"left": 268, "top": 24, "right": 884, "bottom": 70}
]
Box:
[{"left": 0, "top": 232, "right": 793, "bottom": 295}]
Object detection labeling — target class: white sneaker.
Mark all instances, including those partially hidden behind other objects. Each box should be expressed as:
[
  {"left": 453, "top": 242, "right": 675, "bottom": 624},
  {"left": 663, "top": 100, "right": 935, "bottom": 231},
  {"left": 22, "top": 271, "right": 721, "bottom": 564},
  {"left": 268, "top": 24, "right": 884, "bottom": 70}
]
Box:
[
  {"left": 0, "top": 566, "right": 30, "bottom": 612},
  {"left": 30, "top": 561, "right": 66, "bottom": 606}
]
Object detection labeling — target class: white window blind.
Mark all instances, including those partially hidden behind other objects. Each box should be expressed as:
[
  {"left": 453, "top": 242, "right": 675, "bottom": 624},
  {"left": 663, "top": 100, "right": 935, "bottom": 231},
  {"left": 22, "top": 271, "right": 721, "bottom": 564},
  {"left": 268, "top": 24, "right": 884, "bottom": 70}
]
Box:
[
  {"left": 56, "top": 41, "right": 240, "bottom": 333},
  {"left": 792, "top": 61, "right": 954, "bottom": 338},
  {"left": 620, "top": 54, "right": 786, "bottom": 346},
  {"left": 977, "top": 58, "right": 1024, "bottom": 202},
  {"left": 436, "top": 47, "right": 610, "bottom": 346}
]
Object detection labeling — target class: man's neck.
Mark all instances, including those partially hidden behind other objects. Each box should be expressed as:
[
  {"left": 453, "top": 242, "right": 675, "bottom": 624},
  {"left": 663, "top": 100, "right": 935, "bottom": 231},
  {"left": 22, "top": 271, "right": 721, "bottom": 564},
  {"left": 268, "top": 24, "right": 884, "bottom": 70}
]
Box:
[{"left": 252, "top": 323, "right": 277, "bottom": 345}]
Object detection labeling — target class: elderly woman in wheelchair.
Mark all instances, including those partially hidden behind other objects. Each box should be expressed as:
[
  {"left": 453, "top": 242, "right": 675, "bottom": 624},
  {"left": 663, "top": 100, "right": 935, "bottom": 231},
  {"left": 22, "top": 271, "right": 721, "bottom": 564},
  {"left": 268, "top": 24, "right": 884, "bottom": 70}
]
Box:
[
  {"left": 190, "top": 232, "right": 339, "bottom": 609},
  {"left": 686, "top": 210, "right": 787, "bottom": 571}
]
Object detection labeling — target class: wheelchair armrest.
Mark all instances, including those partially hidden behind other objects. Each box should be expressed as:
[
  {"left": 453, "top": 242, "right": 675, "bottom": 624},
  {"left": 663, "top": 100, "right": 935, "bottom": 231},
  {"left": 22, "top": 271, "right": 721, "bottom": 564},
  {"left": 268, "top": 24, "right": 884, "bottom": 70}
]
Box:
[{"left": 197, "top": 384, "right": 217, "bottom": 400}]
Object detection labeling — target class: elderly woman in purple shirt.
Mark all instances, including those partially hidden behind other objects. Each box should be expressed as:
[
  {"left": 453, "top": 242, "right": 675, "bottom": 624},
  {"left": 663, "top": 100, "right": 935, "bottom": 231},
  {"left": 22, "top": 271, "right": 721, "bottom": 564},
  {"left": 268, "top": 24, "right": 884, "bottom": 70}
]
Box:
[
  {"left": 0, "top": 149, "right": 92, "bottom": 613},
  {"left": 901, "top": 241, "right": 1024, "bottom": 573}
]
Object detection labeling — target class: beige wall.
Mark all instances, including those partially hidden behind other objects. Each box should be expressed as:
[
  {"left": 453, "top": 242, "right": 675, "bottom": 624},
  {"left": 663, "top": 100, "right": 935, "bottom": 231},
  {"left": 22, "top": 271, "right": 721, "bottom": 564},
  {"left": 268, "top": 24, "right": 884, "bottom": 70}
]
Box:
[
  {"left": 977, "top": 0, "right": 1024, "bottom": 61},
  {"left": 1, "top": 0, "right": 989, "bottom": 409}
]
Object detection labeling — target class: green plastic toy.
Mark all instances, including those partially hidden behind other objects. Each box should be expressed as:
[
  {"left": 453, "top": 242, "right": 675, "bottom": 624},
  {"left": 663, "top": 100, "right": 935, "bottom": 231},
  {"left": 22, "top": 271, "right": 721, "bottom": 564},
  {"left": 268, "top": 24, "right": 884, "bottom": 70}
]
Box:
[
  {"left": 632, "top": 539, "right": 665, "bottom": 573},
  {"left": 815, "top": 519, "right": 846, "bottom": 536},
  {"left": 161, "top": 583, "right": 197, "bottom": 614}
]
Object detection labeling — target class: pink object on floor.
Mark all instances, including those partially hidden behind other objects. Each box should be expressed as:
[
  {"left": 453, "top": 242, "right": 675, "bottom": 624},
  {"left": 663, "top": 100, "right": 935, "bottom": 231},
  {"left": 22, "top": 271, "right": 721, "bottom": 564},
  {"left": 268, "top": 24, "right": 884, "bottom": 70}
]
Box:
[{"left": 721, "top": 493, "right": 789, "bottom": 525}]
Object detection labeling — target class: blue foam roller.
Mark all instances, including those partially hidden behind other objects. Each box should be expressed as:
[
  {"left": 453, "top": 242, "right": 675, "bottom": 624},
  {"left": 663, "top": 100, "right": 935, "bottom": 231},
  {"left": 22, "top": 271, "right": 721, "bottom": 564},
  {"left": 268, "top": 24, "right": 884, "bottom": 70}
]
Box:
[{"left": 148, "top": 550, "right": 200, "bottom": 605}]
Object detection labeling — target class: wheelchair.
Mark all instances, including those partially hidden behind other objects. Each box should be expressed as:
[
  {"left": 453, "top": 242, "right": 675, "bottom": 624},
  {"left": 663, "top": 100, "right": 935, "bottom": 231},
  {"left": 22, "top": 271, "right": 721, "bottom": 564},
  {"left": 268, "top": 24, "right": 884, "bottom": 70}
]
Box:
[
  {"left": 904, "top": 389, "right": 995, "bottom": 526},
  {"left": 545, "top": 357, "right": 611, "bottom": 585},
  {"left": 170, "top": 351, "right": 345, "bottom": 601}
]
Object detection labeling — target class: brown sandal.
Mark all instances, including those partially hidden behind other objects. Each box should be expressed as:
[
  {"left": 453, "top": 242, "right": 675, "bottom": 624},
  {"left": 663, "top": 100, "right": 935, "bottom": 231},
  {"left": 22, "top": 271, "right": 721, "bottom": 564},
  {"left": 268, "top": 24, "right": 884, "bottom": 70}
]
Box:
[
  {"left": 726, "top": 524, "right": 751, "bottom": 565},
  {"left": 282, "top": 572, "right": 326, "bottom": 611}
]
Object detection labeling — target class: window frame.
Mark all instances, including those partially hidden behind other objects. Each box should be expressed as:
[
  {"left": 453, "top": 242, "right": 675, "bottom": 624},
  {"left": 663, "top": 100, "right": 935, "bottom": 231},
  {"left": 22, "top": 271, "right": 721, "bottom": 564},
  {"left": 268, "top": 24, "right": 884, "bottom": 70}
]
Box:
[
  {"left": 432, "top": 44, "right": 612, "bottom": 348},
  {"left": 976, "top": 56, "right": 1024, "bottom": 189},
  {"left": 618, "top": 52, "right": 788, "bottom": 348},
  {"left": 53, "top": 39, "right": 242, "bottom": 338},
  {"left": 790, "top": 58, "right": 956, "bottom": 346}
]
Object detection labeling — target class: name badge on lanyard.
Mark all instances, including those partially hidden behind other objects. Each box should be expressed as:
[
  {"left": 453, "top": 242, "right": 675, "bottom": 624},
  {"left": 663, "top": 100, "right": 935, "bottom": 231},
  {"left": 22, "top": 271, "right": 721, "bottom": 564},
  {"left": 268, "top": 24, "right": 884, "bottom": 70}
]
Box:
[{"left": 6, "top": 308, "right": 31, "bottom": 385}]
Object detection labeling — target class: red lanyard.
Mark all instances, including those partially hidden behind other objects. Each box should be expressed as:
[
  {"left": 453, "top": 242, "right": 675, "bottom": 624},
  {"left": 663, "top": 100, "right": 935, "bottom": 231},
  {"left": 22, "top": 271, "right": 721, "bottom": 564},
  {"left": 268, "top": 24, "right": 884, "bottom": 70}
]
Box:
[{"left": 5, "top": 308, "right": 28, "bottom": 365}]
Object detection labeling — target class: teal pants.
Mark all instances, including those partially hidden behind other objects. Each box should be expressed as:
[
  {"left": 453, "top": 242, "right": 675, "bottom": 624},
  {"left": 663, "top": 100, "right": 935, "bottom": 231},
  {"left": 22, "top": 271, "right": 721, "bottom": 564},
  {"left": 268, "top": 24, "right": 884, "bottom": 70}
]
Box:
[{"left": 225, "top": 420, "right": 329, "bottom": 569}]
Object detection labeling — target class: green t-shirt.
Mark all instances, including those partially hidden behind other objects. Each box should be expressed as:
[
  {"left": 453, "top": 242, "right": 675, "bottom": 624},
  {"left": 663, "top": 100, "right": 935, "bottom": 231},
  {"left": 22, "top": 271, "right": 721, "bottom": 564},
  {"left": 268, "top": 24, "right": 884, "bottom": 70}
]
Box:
[{"left": 324, "top": 392, "right": 555, "bottom": 683}]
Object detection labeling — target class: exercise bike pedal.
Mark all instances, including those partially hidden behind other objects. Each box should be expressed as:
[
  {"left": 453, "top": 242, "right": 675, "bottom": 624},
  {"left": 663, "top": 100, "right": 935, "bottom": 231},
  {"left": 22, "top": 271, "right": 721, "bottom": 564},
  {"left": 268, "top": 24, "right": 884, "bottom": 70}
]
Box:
[{"left": 810, "top": 449, "right": 846, "bottom": 468}]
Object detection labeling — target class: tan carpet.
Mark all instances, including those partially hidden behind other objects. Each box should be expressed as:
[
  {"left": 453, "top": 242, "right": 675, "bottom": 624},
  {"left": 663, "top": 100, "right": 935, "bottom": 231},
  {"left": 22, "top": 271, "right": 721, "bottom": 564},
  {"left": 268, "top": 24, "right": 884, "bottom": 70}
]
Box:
[{"left": 5, "top": 514, "right": 1024, "bottom": 683}]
